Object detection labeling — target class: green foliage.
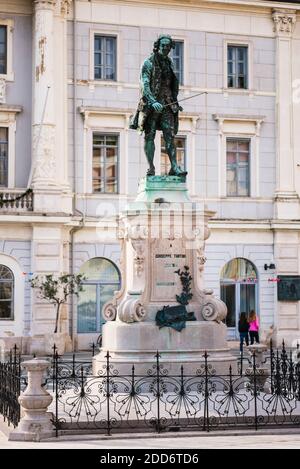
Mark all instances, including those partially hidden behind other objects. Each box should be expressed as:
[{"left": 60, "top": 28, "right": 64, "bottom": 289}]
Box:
[
  {"left": 29, "top": 274, "right": 85, "bottom": 333},
  {"left": 175, "top": 265, "right": 193, "bottom": 306}
]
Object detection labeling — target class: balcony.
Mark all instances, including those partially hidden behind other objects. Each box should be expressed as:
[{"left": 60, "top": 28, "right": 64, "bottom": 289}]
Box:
[{"left": 0, "top": 189, "right": 33, "bottom": 212}]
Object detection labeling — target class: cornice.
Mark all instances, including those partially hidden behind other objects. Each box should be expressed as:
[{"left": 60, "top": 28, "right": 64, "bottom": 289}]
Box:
[
  {"left": 33, "top": 0, "right": 57, "bottom": 10},
  {"left": 91, "top": 0, "right": 300, "bottom": 14},
  {"left": 0, "top": 104, "right": 23, "bottom": 114},
  {"left": 213, "top": 113, "right": 266, "bottom": 123}
]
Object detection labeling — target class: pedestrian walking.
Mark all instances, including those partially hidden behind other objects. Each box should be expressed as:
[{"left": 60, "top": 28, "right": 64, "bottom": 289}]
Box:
[
  {"left": 238, "top": 312, "right": 249, "bottom": 352},
  {"left": 249, "top": 310, "right": 259, "bottom": 344}
]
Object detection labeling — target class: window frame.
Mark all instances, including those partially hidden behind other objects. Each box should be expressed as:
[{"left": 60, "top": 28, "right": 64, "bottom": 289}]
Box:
[
  {"left": 94, "top": 34, "right": 117, "bottom": 82},
  {"left": 77, "top": 257, "right": 121, "bottom": 334},
  {"left": 0, "top": 255, "right": 24, "bottom": 336},
  {"left": 226, "top": 137, "right": 251, "bottom": 197},
  {"left": 213, "top": 114, "right": 264, "bottom": 199},
  {"left": 224, "top": 39, "right": 252, "bottom": 93},
  {"left": 90, "top": 30, "right": 121, "bottom": 84},
  {"left": 0, "top": 264, "right": 14, "bottom": 321},
  {"left": 0, "top": 126, "right": 8, "bottom": 187},
  {"left": 80, "top": 107, "right": 130, "bottom": 196},
  {"left": 0, "top": 106, "right": 21, "bottom": 189},
  {"left": 0, "top": 20, "right": 14, "bottom": 82},
  {"left": 227, "top": 45, "right": 248, "bottom": 90},
  {"left": 170, "top": 40, "right": 184, "bottom": 86},
  {"left": 92, "top": 132, "right": 119, "bottom": 194}
]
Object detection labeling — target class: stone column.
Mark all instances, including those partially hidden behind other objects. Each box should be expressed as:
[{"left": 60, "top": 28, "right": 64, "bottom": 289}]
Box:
[
  {"left": 9, "top": 358, "right": 54, "bottom": 442},
  {"left": 32, "top": 0, "right": 56, "bottom": 189},
  {"left": 53, "top": 0, "right": 72, "bottom": 197},
  {"left": 272, "top": 9, "right": 299, "bottom": 219},
  {"left": 31, "top": 0, "right": 72, "bottom": 213}
]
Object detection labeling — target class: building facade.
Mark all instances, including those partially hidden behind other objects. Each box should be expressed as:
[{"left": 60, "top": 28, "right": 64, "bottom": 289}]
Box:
[{"left": 0, "top": 0, "right": 300, "bottom": 350}]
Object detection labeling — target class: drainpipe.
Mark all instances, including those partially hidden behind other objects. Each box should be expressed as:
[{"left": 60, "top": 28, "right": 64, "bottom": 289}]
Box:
[
  {"left": 69, "top": 0, "right": 85, "bottom": 351},
  {"left": 69, "top": 221, "right": 84, "bottom": 351}
]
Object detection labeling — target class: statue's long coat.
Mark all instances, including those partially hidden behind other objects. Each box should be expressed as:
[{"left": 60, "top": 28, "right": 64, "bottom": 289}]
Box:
[{"left": 130, "top": 53, "right": 180, "bottom": 134}]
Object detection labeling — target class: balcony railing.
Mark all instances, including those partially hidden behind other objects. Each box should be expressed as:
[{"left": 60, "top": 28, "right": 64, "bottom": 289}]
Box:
[{"left": 0, "top": 189, "right": 33, "bottom": 212}]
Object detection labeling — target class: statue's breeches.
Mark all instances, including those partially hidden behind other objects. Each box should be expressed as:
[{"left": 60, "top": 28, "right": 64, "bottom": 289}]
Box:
[{"left": 144, "top": 108, "right": 176, "bottom": 140}]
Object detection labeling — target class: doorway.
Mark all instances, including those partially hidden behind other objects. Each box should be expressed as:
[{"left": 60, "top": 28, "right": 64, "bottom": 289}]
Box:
[{"left": 220, "top": 258, "right": 258, "bottom": 340}]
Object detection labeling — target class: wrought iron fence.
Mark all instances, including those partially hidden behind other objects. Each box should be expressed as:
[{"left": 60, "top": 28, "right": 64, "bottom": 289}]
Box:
[
  {"left": 0, "top": 345, "right": 26, "bottom": 428},
  {"left": 49, "top": 343, "right": 300, "bottom": 437},
  {"left": 1, "top": 341, "right": 300, "bottom": 436}
]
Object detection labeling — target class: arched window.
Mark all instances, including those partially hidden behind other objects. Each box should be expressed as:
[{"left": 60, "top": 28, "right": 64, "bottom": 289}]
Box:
[
  {"left": 0, "top": 265, "right": 14, "bottom": 320},
  {"left": 220, "top": 258, "right": 258, "bottom": 339},
  {"left": 77, "top": 258, "right": 120, "bottom": 334}
]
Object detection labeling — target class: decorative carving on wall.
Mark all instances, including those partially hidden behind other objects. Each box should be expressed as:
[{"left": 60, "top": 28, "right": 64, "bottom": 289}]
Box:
[
  {"left": 118, "top": 295, "right": 146, "bottom": 323},
  {"left": 32, "top": 125, "right": 56, "bottom": 181},
  {"left": 127, "top": 223, "right": 148, "bottom": 241},
  {"left": 131, "top": 240, "right": 145, "bottom": 277},
  {"left": 102, "top": 301, "right": 117, "bottom": 321},
  {"left": 0, "top": 79, "right": 6, "bottom": 104},
  {"left": 272, "top": 10, "right": 296, "bottom": 36},
  {"left": 197, "top": 247, "right": 207, "bottom": 273},
  {"left": 200, "top": 289, "right": 227, "bottom": 323},
  {"left": 60, "top": 0, "right": 72, "bottom": 15}
]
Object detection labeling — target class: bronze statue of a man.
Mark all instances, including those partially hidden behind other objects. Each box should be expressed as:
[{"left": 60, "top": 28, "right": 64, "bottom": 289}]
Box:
[{"left": 130, "top": 35, "right": 187, "bottom": 177}]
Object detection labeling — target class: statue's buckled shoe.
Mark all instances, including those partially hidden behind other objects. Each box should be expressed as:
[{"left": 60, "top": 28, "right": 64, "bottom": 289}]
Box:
[
  {"left": 147, "top": 167, "right": 155, "bottom": 176},
  {"left": 169, "top": 167, "right": 187, "bottom": 177}
]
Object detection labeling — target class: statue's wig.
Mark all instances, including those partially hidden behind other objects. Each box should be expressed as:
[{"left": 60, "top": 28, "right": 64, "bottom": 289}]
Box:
[{"left": 153, "top": 35, "right": 175, "bottom": 53}]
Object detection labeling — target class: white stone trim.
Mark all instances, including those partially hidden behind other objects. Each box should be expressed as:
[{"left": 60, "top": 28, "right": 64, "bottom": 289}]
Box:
[
  {"left": 89, "top": 28, "right": 122, "bottom": 84},
  {"left": 0, "top": 19, "right": 14, "bottom": 82},
  {"left": 73, "top": 78, "right": 277, "bottom": 98},
  {"left": 0, "top": 106, "right": 22, "bottom": 189},
  {"left": 213, "top": 114, "right": 265, "bottom": 198},
  {"left": 0, "top": 253, "right": 24, "bottom": 336},
  {"left": 223, "top": 38, "right": 253, "bottom": 94},
  {"left": 79, "top": 107, "right": 132, "bottom": 195}
]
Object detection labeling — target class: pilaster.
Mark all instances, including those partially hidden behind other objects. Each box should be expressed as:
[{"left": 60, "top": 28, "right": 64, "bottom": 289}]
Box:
[
  {"left": 273, "top": 229, "right": 300, "bottom": 346},
  {"left": 272, "top": 9, "right": 299, "bottom": 219},
  {"left": 31, "top": 0, "right": 72, "bottom": 213}
]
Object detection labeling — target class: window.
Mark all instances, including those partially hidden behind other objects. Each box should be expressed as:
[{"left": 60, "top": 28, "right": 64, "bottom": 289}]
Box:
[
  {"left": 226, "top": 139, "right": 250, "bottom": 197},
  {"left": 227, "top": 45, "right": 248, "bottom": 89},
  {"left": 0, "top": 26, "right": 7, "bottom": 75},
  {"left": 77, "top": 258, "right": 120, "bottom": 334},
  {"left": 0, "top": 265, "right": 14, "bottom": 320},
  {"left": 0, "top": 127, "right": 8, "bottom": 187},
  {"left": 161, "top": 136, "right": 186, "bottom": 175},
  {"left": 92, "top": 134, "right": 118, "bottom": 193},
  {"left": 94, "top": 35, "right": 117, "bottom": 81},
  {"left": 170, "top": 40, "right": 184, "bottom": 85}
]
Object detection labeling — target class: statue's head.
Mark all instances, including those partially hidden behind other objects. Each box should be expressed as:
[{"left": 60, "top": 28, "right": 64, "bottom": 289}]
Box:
[{"left": 153, "top": 35, "right": 175, "bottom": 57}]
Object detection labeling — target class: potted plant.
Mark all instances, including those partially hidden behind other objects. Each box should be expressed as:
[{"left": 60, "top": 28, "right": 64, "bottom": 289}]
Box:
[{"left": 29, "top": 274, "right": 85, "bottom": 355}]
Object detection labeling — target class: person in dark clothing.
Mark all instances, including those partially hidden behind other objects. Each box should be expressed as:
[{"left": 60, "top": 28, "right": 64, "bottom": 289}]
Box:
[{"left": 238, "top": 312, "right": 249, "bottom": 352}]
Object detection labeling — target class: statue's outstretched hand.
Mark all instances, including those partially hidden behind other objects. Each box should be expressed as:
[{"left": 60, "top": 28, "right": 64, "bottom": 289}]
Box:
[{"left": 152, "top": 102, "right": 163, "bottom": 112}]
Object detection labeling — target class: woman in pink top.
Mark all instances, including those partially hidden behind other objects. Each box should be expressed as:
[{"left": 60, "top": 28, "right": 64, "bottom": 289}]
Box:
[{"left": 249, "top": 310, "right": 259, "bottom": 344}]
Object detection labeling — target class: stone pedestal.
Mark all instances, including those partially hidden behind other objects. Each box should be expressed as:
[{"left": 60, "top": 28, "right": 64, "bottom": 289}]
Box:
[
  {"left": 9, "top": 358, "right": 54, "bottom": 442},
  {"left": 93, "top": 176, "right": 236, "bottom": 375},
  {"left": 245, "top": 344, "right": 270, "bottom": 392}
]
